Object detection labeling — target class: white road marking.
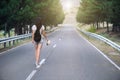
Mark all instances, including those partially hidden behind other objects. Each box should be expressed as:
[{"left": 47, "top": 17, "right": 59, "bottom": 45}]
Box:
[
  {"left": 53, "top": 44, "right": 57, "bottom": 48},
  {"left": 26, "top": 70, "right": 37, "bottom": 80},
  {"left": 59, "top": 38, "right": 61, "bottom": 41},
  {"left": 76, "top": 29, "right": 120, "bottom": 70},
  {"left": 26, "top": 59, "right": 46, "bottom": 80},
  {"left": 39, "top": 59, "right": 46, "bottom": 65},
  {"left": 96, "top": 47, "right": 120, "bottom": 70},
  {"left": 88, "top": 40, "right": 120, "bottom": 70}
]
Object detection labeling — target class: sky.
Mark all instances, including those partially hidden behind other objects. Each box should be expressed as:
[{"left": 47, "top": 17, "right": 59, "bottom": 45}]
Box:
[
  {"left": 60, "top": 0, "right": 80, "bottom": 8},
  {"left": 60, "top": 0, "right": 80, "bottom": 24}
]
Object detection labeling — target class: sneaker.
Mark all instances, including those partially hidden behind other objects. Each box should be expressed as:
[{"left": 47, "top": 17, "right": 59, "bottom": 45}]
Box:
[
  {"left": 35, "top": 62, "right": 40, "bottom": 68},
  {"left": 36, "top": 64, "right": 40, "bottom": 68}
]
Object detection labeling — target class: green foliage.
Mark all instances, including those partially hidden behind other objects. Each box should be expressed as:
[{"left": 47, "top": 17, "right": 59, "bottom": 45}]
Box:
[
  {"left": 34, "top": 0, "right": 65, "bottom": 26},
  {"left": 77, "top": 0, "right": 112, "bottom": 24},
  {"left": 111, "top": 0, "right": 120, "bottom": 23},
  {"left": 77, "top": 0, "right": 120, "bottom": 32},
  {"left": 0, "top": 0, "right": 65, "bottom": 35},
  {"left": 87, "top": 26, "right": 96, "bottom": 33},
  {"left": 0, "top": 0, "right": 35, "bottom": 32}
]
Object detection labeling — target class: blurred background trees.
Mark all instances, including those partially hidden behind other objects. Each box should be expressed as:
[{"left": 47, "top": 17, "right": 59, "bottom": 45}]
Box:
[
  {"left": 0, "top": 0, "right": 65, "bottom": 37},
  {"left": 76, "top": 0, "right": 120, "bottom": 33}
]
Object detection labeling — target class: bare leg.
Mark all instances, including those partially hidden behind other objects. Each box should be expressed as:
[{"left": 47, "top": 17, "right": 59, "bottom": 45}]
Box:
[
  {"left": 35, "top": 45, "right": 38, "bottom": 64},
  {"left": 35, "top": 43, "right": 42, "bottom": 65}
]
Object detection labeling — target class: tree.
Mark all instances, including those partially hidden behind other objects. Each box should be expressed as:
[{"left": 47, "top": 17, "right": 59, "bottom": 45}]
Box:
[
  {"left": 76, "top": 0, "right": 114, "bottom": 32},
  {"left": 0, "top": 0, "right": 36, "bottom": 35},
  {"left": 34, "top": 0, "right": 64, "bottom": 27},
  {"left": 110, "top": 0, "right": 120, "bottom": 32},
  {"left": 0, "top": 0, "right": 65, "bottom": 36}
]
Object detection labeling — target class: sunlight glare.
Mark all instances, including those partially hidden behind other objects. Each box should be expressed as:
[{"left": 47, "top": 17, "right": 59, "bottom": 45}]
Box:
[{"left": 62, "top": 1, "right": 73, "bottom": 12}]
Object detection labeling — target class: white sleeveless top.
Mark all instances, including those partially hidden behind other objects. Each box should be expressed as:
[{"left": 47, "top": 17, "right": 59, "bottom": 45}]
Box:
[
  {"left": 32, "top": 25, "right": 45, "bottom": 34},
  {"left": 32, "top": 25, "right": 45, "bottom": 43}
]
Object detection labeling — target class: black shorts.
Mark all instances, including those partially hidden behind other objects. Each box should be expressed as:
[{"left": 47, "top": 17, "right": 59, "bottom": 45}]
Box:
[{"left": 34, "top": 39, "right": 43, "bottom": 45}]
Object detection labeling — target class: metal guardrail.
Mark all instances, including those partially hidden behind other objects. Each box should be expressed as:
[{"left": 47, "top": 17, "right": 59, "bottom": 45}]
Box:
[
  {"left": 77, "top": 28, "right": 120, "bottom": 52},
  {"left": 0, "top": 27, "right": 57, "bottom": 49},
  {"left": 0, "top": 34, "right": 32, "bottom": 48},
  {"left": 0, "top": 34, "right": 31, "bottom": 44}
]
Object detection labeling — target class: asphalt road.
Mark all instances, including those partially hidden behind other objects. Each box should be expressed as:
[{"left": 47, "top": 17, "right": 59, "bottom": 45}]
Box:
[{"left": 0, "top": 25, "right": 120, "bottom": 80}]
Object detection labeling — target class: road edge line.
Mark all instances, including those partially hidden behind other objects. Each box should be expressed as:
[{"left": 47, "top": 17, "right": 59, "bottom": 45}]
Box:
[{"left": 76, "top": 29, "right": 120, "bottom": 71}]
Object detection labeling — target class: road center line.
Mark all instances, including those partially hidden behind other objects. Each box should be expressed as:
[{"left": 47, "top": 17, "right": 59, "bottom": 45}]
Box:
[
  {"left": 53, "top": 44, "right": 57, "bottom": 48},
  {"left": 26, "top": 70, "right": 36, "bottom": 80},
  {"left": 26, "top": 59, "right": 46, "bottom": 80},
  {"left": 39, "top": 59, "right": 46, "bottom": 65},
  {"left": 59, "top": 38, "right": 61, "bottom": 41}
]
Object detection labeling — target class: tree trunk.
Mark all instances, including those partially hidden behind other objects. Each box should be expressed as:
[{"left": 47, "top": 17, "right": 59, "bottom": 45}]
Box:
[
  {"left": 15, "top": 26, "right": 18, "bottom": 35},
  {"left": 98, "top": 22, "right": 100, "bottom": 28},
  {"left": 8, "top": 30, "right": 10, "bottom": 37},
  {"left": 19, "top": 26, "right": 22, "bottom": 35},
  {"left": 8, "top": 30, "right": 11, "bottom": 46},
  {"left": 29, "top": 25, "right": 32, "bottom": 33},
  {"left": 23, "top": 26, "right": 26, "bottom": 34},
  {"left": 103, "top": 22, "right": 104, "bottom": 28},
  {"left": 112, "top": 23, "right": 116, "bottom": 32},
  {"left": 96, "top": 22, "right": 99, "bottom": 29},
  {"left": 107, "top": 22, "right": 109, "bottom": 32},
  {"left": 4, "top": 23, "right": 7, "bottom": 37},
  {"left": 112, "top": 24, "right": 115, "bottom": 32},
  {"left": 26, "top": 25, "right": 29, "bottom": 34}
]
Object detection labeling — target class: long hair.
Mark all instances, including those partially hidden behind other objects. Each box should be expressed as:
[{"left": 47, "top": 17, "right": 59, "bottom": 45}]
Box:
[{"left": 35, "top": 17, "right": 42, "bottom": 29}]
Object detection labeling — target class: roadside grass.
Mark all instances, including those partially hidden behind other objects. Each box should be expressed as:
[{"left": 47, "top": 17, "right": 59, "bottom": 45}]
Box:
[
  {"left": 95, "top": 28, "right": 120, "bottom": 45},
  {"left": 0, "top": 29, "right": 15, "bottom": 38},
  {"left": 87, "top": 26, "right": 96, "bottom": 33},
  {"left": 0, "top": 31, "right": 4, "bottom": 38},
  {"left": 77, "top": 25, "right": 120, "bottom": 67}
]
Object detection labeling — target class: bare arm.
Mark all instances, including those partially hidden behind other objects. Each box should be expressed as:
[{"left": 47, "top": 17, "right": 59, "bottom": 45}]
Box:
[
  {"left": 42, "top": 30, "right": 48, "bottom": 41},
  {"left": 42, "top": 29, "right": 51, "bottom": 45},
  {"left": 32, "top": 30, "right": 35, "bottom": 43}
]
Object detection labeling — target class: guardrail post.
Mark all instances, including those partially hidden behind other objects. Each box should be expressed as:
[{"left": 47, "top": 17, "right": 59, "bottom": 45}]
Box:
[
  {"left": 17, "top": 39, "right": 18, "bottom": 43},
  {"left": 0, "top": 33, "right": 32, "bottom": 49},
  {"left": 9, "top": 41, "right": 11, "bottom": 47},
  {"left": 4, "top": 42, "right": 6, "bottom": 48},
  {"left": 13, "top": 40, "right": 15, "bottom": 45}
]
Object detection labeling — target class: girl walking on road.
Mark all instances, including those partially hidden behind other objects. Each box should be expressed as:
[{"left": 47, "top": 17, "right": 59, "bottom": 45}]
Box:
[{"left": 32, "top": 17, "right": 50, "bottom": 68}]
